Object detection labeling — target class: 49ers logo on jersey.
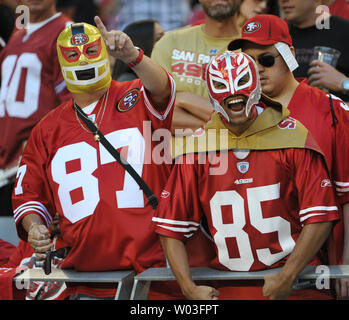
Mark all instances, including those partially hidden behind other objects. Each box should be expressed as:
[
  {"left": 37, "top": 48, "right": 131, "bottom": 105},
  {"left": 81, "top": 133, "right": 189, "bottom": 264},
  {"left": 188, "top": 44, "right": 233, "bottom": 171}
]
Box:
[
  {"left": 278, "top": 117, "right": 296, "bottom": 129},
  {"left": 321, "top": 179, "right": 332, "bottom": 188},
  {"left": 161, "top": 190, "right": 171, "bottom": 198},
  {"left": 117, "top": 88, "right": 140, "bottom": 112}
]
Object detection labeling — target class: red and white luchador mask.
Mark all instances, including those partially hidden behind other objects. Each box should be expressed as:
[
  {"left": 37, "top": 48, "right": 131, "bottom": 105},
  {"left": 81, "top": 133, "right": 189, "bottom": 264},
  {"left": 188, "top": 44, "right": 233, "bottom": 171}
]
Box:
[{"left": 206, "top": 51, "right": 261, "bottom": 122}]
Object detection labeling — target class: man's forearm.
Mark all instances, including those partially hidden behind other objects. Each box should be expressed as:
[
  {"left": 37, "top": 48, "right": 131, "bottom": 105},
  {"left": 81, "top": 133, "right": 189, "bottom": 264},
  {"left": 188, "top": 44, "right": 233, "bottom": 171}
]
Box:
[
  {"left": 133, "top": 55, "right": 171, "bottom": 106},
  {"left": 263, "top": 221, "right": 333, "bottom": 299},
  {"left": 175, "top": 92, "right": 213, "bottom": 121},
  {"left": 159, "top": 235, "right": 196, "bottom": 295},
  {"left": 280, "top": 221, "right": 333, "bottom": 281},
  {"left": 342, "top": 203, "right": 349, "bottom": 264},
  {"left": 21, "top": 213, "right": 45, "bottom": 233}
]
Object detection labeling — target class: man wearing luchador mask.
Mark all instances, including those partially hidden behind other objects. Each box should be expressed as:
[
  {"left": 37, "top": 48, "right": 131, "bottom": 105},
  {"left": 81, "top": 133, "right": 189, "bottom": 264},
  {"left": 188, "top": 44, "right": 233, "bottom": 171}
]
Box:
[
  {"left": 152, "top": 51, "right": 339, "bottom": 300},
  {"left": 11, "top": 16, "right": 178, "bottom": 299}
]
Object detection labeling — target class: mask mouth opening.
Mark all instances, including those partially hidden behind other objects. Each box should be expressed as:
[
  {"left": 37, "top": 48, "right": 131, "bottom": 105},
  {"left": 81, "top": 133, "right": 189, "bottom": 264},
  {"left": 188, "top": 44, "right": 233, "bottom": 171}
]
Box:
[
  {"left": 75, "top": 68, "right": 95, "bottom": 80},
  {"left": 224, "top": 95, "right": 247, "bottom": 112}
]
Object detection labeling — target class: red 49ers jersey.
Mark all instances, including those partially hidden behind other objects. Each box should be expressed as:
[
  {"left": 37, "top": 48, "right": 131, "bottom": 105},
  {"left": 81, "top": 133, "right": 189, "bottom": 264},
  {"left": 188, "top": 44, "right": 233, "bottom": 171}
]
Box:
[
  {"left": 0, "top": 13, "right": 72, "bottom": 169},
  {"left": 12, "top": 77, "right": 176, "bottom": 272},
  {"left": 288, "top": 81, "right": 349, "bottom": 205},
  {"left": 153, "top": 148, "right": 339, "bottom": 272},
  {"left": 288, "top": 81, "right": 349, "bottom": 265}
]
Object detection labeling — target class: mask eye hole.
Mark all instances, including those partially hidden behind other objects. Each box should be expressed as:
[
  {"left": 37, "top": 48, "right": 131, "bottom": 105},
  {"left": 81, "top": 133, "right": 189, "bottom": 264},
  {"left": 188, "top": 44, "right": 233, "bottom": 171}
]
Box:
[
  {"left": 238, "top": 73, "right": 250, "bottom": 87},
  {"left": 213, "top": 80, "right": 227, "bottom": 91},
  {"left": 85, "top": 44, "right": 99, "bottom": 57},
  {"left": 65, "top": 49, "right": 79, "bottom": 60},
  {"left": 60, "top": 46, "right": 81, "bottom": 62},
  {"left": 83, "top": 38, "right": 102, "bottom": 59}
]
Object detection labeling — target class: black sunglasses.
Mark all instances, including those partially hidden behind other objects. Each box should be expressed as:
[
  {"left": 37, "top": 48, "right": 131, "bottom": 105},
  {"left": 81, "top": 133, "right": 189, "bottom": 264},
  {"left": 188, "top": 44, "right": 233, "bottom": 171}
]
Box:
[{"left": 257, "top": 53, "right": 281, "bottom": 67}]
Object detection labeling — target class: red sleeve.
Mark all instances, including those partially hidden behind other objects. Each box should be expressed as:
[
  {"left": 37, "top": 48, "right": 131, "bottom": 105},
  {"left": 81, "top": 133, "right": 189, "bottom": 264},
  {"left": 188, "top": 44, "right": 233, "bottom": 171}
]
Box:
[
  {"left": 291, "top": 148, "right": 339, "bottom": 225},
  {"left": 4, "top": 240, "right": 34, "bottom": 268},
  {"left": 141, "top": 71, "right": 176, "bottom": 126},
  {"left": 0, "top": 239, "right": 16, "bottom": 267},
  {"left": 12, "top": 123, "right": 56, "bottom": 241},
  {"left": 152, "top": 155, "right": 203, "bottom": 241},
  {"left": 330, "top": 95, "right": 349, "bottom": 205}
]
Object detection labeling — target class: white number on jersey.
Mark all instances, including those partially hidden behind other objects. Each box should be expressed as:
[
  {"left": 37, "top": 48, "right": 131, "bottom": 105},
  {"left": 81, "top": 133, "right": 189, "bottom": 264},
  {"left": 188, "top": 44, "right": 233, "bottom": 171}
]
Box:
[
  {"left": 210, "top": 183, "right": 295, "bottom": 271},
  {"left": 0, "top": 53, "right": 42, "bottom": 118},
  {"left": 50, "top": 128, "right": 145, "bottom": 223}
]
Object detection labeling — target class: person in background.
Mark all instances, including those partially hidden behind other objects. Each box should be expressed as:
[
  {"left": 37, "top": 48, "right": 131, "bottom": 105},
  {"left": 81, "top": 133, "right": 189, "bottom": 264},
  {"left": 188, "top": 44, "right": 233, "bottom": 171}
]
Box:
[
  {"left": 0, "top": 0, "right": 72, "bottom": 217},
  {"left": 236, "top": 0, "right": 280, "bottom": 29},
  {"left": 111, "top": 0, "right": 191, "bottom": 31},
  {"left": 279, "top": 0, "right": 349, "bottom": 102},
  {"left": 188, "top": 0, "right": 280, "bottom": 26},
  {"left": 153, "top": 51, "right": 339, "bottom": 300},
  {"left": 228, "top": 14, "right": 349, "bottom": 299},
  {"left": 151, "top": 0, "right": 242, "bottom": 134},
  {"left": 112, "top": 19, "right": 165, "bottom": 82},
  {"left": 152, "top": 0, "right": 279, "bottom": 135}
]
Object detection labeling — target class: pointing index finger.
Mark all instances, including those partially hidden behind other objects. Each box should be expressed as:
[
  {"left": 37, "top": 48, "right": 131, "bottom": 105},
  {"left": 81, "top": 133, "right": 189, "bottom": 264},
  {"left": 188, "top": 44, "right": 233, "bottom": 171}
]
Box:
[{"left": 94, "top": 16, "right": 108, "bottom": 37}]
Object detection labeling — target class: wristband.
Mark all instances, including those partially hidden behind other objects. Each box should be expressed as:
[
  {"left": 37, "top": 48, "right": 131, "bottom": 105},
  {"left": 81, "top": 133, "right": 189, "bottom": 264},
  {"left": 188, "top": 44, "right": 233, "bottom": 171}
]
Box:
[{"left": 127, "top": 47, "right": 144, "bottom": 68}]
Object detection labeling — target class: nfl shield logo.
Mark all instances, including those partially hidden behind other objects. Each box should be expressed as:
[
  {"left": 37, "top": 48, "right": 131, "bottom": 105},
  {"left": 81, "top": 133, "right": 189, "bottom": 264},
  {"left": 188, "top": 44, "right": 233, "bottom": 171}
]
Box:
[{"left": 237, "top": 161, "right": 249, "bottom": 174}]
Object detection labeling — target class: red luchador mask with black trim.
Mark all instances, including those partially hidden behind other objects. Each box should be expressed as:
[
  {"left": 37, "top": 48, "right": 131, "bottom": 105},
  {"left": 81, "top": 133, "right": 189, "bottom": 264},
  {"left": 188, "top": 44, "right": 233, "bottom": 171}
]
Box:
[{"left": 206, "top": 51, "right": 261, "bottom": 122}]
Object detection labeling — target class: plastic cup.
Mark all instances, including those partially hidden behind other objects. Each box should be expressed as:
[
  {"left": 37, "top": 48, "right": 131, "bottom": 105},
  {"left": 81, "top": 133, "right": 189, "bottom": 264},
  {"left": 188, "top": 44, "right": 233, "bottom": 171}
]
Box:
[{"left": 312, "top": 46, "right": 341, "bottom": 67}]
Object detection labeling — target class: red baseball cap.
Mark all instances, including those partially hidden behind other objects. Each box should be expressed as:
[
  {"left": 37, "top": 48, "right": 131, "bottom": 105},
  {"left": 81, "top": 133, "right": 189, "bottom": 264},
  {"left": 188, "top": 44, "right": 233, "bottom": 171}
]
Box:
[{"left": 228, "top": 14, "right": 293, "bottom": 50}]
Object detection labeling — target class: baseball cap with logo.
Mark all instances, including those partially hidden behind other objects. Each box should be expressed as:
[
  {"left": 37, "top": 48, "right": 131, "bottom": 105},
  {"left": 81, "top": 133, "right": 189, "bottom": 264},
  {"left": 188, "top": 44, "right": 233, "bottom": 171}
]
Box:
[{"left": 228, "top": 15, "right": 298, "bottom": 72}]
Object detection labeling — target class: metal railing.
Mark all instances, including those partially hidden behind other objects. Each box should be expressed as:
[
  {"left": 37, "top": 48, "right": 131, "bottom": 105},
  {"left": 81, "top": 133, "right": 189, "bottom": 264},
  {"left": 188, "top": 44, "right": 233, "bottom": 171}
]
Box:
[{"left": 13, "top": 265, "right": 349, "bottom": 300}]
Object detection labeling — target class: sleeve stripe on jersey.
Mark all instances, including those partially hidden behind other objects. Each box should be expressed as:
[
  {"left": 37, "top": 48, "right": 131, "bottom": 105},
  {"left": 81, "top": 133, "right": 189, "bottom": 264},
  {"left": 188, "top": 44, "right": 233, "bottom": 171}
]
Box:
[
  {"left": 335, "top": 182, "right": 349, "bottom": 193},
  {"left": 336, "top": 187, "right": 349, "bottom": 193},
  {"left": 300, "top": 212, "right": 328, "bottom": 223},
  {"left": 14, "top": 201, "right": 52, "bottom": 227},
  {"left": 156, "top": 224, "right": 199, "bottom": 233},
  {"left": 54, "top": 80, "right": 67, "bottom": 94},
  {"left": 335, "top": 181, "right": 349, "bottom": 187},
  {"left": 299, "top": 206, "right": 338, "bottom": 215},
  {"left": 156, "top": 224, "right": 197, "bottom": 239},
  {"left": 141, "top": 72, "right": 176, "bottom": 121},
  {"left": 152, "top": 216, "right": 200, "bottom": 227}
]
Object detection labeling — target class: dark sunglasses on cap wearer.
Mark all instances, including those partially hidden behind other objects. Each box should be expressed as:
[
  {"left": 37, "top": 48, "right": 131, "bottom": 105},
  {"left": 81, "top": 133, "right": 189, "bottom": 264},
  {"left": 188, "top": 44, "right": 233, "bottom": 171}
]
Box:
[{"left": 257, "top": 53, "right": 281, "bottom": 67}]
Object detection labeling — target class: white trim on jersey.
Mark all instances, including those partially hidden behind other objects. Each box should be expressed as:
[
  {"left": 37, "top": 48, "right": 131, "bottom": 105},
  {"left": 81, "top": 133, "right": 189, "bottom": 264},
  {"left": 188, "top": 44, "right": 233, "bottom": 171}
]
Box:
[
  {"left": 0, "top": 37, "right": 5, "bottom": 48},
  {"left": 140, "top": 72, "right": 176, "bottom": 121},
  {"left": 23, "top": 13, "right": 63, "bottom": 41},
  {"left": 14, "top": 201, "right": 52, "bottom": 227},
  {"left": 156, "top": 224, "right": 198, "bottom": 234},
  {"left": 335, "top": 181, "right": 349, "bottom": 193},
  {"left": 54, "top": 79, "right": 67, "bottom": 95},
  {"left": 298, "top": 205, "right": 338, "bottom": 223},
  {"left": 152, "top": 216, "right": 199, "bottom": 238},
  {"left": 299, "top": 212, "right": 328, "bottom": 223},
  {"left": 299, "top": 206, "right": 338, "bottom": 215},
  {"left": 152, "top": 216, "right": 200, "bottom": 227}
]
